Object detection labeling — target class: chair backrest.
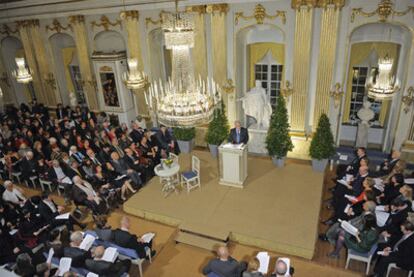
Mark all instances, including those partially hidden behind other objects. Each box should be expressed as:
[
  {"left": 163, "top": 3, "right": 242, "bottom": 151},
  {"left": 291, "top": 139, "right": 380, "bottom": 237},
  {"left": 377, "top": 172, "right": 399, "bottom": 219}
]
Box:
[
  {"left": 169, "top": 153, "right": 179, "bottom": 164},
  {"left": 192, "top": 155, "right": 200, "bottom": 174}
]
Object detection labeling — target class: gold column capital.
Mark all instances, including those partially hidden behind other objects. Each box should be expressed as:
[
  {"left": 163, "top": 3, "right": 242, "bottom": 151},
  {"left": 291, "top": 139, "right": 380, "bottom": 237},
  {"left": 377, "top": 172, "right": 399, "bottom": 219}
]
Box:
[
  {"left": 120, "top": 10, "right": 139, "bottom": 20},
  {"left": 16, "top": 19, "right": 39, "bottom": 29},
  {"left": 317, "top": 0, "right": 345, "bottom": 10},
  {"left": 46, "top": 19, "right": 73, "bottom": 33},
  {"left": 291, "top": 0, "right": 318, "bottom": 10},
  {"left": 68, "top": 15, "right": 85, "bottom": 25},
  {"left": 186, "top": 3, "right": 229, "bottom": 15}
]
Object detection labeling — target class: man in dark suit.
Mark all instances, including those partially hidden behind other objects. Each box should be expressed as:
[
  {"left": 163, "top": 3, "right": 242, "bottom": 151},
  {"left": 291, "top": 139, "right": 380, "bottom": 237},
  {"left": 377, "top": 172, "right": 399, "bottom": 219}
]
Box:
[
  {"left": 379, "top": 150, "right": 401, "bottom": 176},
  {"left": 129, "top": 122, "right": 145, "bottom": 144},
  {"left": 123, "top": 147, "right": 148, "bottom": 182},
  {"left": 20, "top": 151, "right": 37, "bottom": 183},
  {"left": 63, "top": 231, "right": 91, "bottom": 268},
  {"left": 110, "top": 216, "right": 155, "bottom": 259},
  {"left": 85, "top": 245, "right": 131, "bottom": 277},
  {"left": 228, "top": 120, "right": 249, "bottom": 144},
  {"left": 55, "top": 103, "right": 68, "bottom": 120},
  {"left": 373, "top": 221, "right": 414, "bottom": 277},
  {"left": 202, "top": 246, "right": 247, "bottom": 277},
  {"left": 378, "top": 198, "right": 409, "bottom": 247},
  {"left": 156, "top": 125, "right": 178, "bottom": 154}
]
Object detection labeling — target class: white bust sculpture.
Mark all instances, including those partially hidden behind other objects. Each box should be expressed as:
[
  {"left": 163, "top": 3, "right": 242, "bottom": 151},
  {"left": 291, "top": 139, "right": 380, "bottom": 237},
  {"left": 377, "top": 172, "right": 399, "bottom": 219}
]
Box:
[
  {"left": 69, "top": 91, "right": 78, "bottom": 108},
  {"left": 356, "top": 101, "right": 375, "bottom": 148},
  {"left": 241, "top": 80, "right": 272, "bottom": 129}
]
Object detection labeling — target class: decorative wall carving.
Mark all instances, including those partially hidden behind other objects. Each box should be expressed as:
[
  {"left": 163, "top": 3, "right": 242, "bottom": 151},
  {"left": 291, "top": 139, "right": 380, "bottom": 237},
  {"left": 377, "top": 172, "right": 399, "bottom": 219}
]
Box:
[
  {"left": 16, "top": 19, "right": 39, "bottom": 29},
  {"left": 120, "top": 10, "right": 139, "bottom": 20},
  {"left": 235, "top": 4, "right": 286, "bottom": 25},
  {"left": 402, "top": 87, "right": 414, "bottom": 114},
  {"left": 186, "top": 3, "right": 229, "bottom": 15},
  {"left": 45, "top": 19, "right": 72, "bottom": 33},
  {"left": 0, "top": 24, "right": 18, "bottom": 36},
  {"left": 68, "top": 15, "right": 85, "bottom": 24},
  {"left": 351, "top": 0, "right": 414, "bottom": 23},
  {"left": 291, "top": 0, "right": 318, "bottom": 9},
  {"left": 91, "top": 15, "right": 122, "bottom": 31}
]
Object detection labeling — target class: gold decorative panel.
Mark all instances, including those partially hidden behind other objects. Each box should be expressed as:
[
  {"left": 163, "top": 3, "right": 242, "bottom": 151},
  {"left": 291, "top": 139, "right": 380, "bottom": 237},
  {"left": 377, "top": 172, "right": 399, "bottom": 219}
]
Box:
[
  {"left": 45, "top": 19, "right": 72, "bottom": 33},
  {"left": 235, "top": 4, "right": 286, "bottom": 25},
  {"left": 351, "top": 0, "right": 414, "bottom": 22},
  {"left": 91, "top": 15, "right": 122, "bottom": 31}
]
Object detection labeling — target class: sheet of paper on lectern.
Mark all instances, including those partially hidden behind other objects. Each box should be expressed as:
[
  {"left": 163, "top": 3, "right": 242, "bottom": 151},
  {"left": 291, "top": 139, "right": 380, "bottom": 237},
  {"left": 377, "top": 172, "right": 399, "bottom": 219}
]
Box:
[
  {"left": 256, "top": 251, "right": 270, "bottom": 274},
  {"left": 222, "top": 143, "right": 243, "bottom": 149}
]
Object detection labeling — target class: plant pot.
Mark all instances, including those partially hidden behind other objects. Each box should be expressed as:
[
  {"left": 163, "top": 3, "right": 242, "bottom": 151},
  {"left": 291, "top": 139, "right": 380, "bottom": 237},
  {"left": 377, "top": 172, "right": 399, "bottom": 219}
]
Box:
[
  {"left": 312, "top": 159, "right": 328, "bottom": 172},
  {"left": 208, "top": 144, "right": 219, "bottom": 158},
  {"left": 272, "top": 156, "right": 285, "bottom": 167},
  {"left": 177, "top": 139, "right": 194, "bottom": 154}
]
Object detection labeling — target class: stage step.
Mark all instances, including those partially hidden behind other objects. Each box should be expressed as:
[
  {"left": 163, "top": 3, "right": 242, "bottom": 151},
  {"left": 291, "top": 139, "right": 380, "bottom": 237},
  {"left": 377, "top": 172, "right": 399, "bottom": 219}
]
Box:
[{"left": 175, "top": 231, "right": 227, "bottom": 251}]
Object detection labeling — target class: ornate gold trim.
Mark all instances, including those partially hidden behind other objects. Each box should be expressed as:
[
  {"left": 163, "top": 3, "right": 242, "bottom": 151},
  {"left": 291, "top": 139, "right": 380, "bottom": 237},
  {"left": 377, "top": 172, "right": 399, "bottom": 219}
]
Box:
[
  {"left": 145, "top": 12, "right": 164, "bottom": 27},
  {"left": 402, "top": 87, "right": 414, "bottom": 114},
  {"left": 16, "top": 19, "right": 40, "bottom": 29},
  {"left": 317, "top": 0, "right": 345, "bottom": 9},
  {"left": 351, "top": 0, "right": 414, "bottom": 23},
  {"left": 0, "top": 24, "right": 18, "bottom": 35},
  {"left": 291, "top": 0, "right": 318, "bottom": 10},
  {"left": 91, "top": 15, "right": 122, "bottom": 31},
  {"left": 235, "top": 4, "right": 286, "bottom": 25},
  {"left": 186, "top": 3, "right": 229, "bottom": 15},
  {"left": 120, "top": 10, "right": 139, "bottom": 20},
  {"left": 222, "top": 79, "right": 235, "bottom": 94},
  {"left": 330, "top": 83, "right": 344, "bottom": 108},
  {"left": 281, "top": 80, "right": 293, "bottom": 98},
  {"left": 45, "top": 19, "right": 72, "bottom": 33},
  {"left": 44, "top": 73, "right": 56, "bottom": 90},
  {"left": 68, "top": 15, "right": 85, "bottom": 24}
]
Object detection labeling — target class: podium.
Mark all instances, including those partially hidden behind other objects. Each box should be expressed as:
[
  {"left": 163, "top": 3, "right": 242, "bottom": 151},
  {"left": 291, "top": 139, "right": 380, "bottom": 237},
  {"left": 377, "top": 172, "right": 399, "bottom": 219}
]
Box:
[{"left": 218, "top": 143, "right": 248, "bottom": 188}]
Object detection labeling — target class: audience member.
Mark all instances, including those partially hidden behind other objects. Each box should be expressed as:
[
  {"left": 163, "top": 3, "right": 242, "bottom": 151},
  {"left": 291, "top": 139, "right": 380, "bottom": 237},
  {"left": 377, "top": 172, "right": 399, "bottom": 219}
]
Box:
[{"left": 202, "top": 246, "right": 247, "bottom": 277}]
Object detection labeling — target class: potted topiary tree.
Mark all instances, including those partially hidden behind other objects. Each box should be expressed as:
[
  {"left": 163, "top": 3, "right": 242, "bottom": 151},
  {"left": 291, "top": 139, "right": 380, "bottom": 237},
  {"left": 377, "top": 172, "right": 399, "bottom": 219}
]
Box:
[
  {"left": 173, "top": 127, "right": 196, "bottom": 154},
  {"left": 265, "top": 96, "right": 293, "bottom": 167},
  {"left": 205, "top": 102, "right": 229, "bottom": 158},
  {"left": 309, "top": 113, "right": 335, "bottom": 172}
]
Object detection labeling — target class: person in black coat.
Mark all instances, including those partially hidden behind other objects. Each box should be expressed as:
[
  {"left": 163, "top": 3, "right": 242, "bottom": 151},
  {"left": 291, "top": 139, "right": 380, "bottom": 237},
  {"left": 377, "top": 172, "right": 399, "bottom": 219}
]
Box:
[
  {"left": 373, "top": 221, "right": 414, "bottom": 276},
  {"left": 19, "top": 151, "right": 38, "bottom": 182},
  {"left": 85, "top": 245, "right": 131, "bottom": 277},
  {"left": 378, "top": 198, "right": 409, "bottom": 247},
  {"left": 379, "top": 150, "right": 401, "bottom": 176},
  {"left": 228, "top": 120, "right": 249, "bottom": 144},
  {"left": 110, "top": 216, "right": 155, "bottom": 259},
  {"left": 156, "top": 125, "right": 179, "bottom": 154},
  {"left": 63, "top": 231, "right": 91, "bottom": 268}
]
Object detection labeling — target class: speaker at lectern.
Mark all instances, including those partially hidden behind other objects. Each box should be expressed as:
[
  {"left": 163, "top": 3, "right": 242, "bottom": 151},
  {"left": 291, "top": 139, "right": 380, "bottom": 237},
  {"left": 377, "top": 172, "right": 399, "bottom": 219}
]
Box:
[{"left": 218, "top": 143, "right": 248, "bottom": 188}]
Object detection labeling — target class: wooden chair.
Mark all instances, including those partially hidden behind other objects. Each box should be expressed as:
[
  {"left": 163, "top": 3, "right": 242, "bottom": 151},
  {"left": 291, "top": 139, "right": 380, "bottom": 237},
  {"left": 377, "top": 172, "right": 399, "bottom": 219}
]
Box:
[{"left": 181, "top": 155, "right": 200, "bottom": 194}]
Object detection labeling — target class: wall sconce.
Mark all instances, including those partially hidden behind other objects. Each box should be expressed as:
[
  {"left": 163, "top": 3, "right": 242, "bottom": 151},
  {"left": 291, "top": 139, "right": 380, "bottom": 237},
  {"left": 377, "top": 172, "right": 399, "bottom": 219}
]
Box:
[
  {"left": 0, "top": 72, "right": 10, "bottom": 87},
  {"left": 80, "top": 76, "right": 97, "bottom": 90},
  {"left": 402, "top": 86, "right": 414, "bottom": 113},
  {"left": 44, "top": 73, "right": 56, "bottom": 90},
  {"left": 330, "top": 82, "right": 344, "bottom": 108},
  {"left": 281, "top": 80, "right": 293, "bottom": 98}
]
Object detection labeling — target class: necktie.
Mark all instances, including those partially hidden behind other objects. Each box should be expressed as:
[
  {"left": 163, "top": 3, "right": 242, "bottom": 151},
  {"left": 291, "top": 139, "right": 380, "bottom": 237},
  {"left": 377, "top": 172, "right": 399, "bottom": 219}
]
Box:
[{"left": 236, "top": 130, "right": 240, "bottom": 144}]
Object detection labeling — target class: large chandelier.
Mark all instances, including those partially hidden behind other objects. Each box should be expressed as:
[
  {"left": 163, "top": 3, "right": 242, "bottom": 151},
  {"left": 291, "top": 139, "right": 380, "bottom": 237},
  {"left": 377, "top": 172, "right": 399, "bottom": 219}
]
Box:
[
  {"left": 123, "top": 58, "right": 148, "bottom": 90},
  {"left": 367, "top": 53, "right": 399, "bottom": 100},
  {"left": 146, "top": 0, "right": 221, "bottom": 127},
  {"left": 13, "top": 57, "right": 33, "bottom": 84}
]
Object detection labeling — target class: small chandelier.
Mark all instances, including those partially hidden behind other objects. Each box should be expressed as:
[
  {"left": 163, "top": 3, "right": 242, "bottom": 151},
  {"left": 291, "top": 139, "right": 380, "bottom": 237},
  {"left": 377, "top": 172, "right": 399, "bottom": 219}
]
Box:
[
  {"left": 13, "top": 57, "right": 33, "bottom": 84},
  {"left": 123, "top": 58, "right": 148, "bottom": 90},
  {"left": 367, "top": 53, "right": 399, "bottom": 100},
  {"left": 146, "top": 0, "right": 221, "bottom": 127}
]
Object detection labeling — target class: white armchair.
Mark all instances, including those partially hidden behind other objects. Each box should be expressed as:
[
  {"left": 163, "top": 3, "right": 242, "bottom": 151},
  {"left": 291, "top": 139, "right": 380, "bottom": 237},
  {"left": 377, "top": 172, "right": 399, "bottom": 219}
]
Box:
[{"left": 181, "top": 155, "right": 200, "bottom": 194}]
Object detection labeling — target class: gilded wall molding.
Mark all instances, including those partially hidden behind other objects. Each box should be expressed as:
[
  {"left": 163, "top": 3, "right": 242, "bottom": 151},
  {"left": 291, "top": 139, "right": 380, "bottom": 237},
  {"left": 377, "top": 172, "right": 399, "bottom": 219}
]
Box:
[
  {"left": 235, "top": 4, "right": 286, "bottom": 25},
  {"left": 317, "top": 0, "right": 345, "bottom": 9},
  {"left": 45, "top": 19, "right": 72, "bottom": 33},
  {"left": 351, "top": 0, "right": 414, "bottom": 23},
  {"left": 91, "top": 15, "right": 122, "bottom": 31},
  {"left": 120, "top": 10, "right": 139, "bottom": 20},
  {"left": 145, "top": 12, "right": 163, "bottom": 27},
  {"left": 402, "top": 87, "right": 414, "bottom": 114},
  {"left": 291, "top": 0, "right": 318, "bottom": 10},
  {"left": 186, "top": 3, "right": 229, "bottom": 15},
  {"left": 0, "top": 24, "right": 18, "bottom": 36},
  {"left": 16, "top": 19, "right": 39, "bottom": 29},
  {"left": 68, "top": 15, "right": 85, "bottom": 24}
]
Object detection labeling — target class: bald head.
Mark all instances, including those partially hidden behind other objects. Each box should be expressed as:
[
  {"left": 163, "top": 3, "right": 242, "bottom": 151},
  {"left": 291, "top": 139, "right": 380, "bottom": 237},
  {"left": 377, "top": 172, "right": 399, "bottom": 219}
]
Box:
[
  {"left": 93, "top": 246, "right": 105, "bottom": 259},
  {"left": 217, "top": 246, "right": 229, "bottom": 260}
]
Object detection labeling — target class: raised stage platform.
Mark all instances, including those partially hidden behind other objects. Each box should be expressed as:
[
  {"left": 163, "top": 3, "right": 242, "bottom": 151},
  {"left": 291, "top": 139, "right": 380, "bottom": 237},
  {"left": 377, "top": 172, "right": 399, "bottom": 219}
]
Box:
[{"left": 123, "top": 150, "right": 324, "bottom": 259}]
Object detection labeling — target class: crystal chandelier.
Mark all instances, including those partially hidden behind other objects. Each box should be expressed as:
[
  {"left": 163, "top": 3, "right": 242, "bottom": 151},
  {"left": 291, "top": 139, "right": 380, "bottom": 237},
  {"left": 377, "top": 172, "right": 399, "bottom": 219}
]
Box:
[
  {"left": 367, "top": 53, "right": 399, "bottom": 100},
  {"left": 146, "top": 0, "right": 221, "bottom": 127},
  {"left": 13, "top": 57, "right": 33, "bottom": 84},
  {"left": 123, "top": 58, "right": 148, "bottom": 90}
]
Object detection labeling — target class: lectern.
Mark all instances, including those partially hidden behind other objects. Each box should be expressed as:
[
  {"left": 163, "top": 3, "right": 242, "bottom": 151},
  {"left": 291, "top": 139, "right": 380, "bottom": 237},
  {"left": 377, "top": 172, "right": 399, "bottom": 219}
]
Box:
[{"left": 218, "top": 143, "right": 248, "bottom": 188}]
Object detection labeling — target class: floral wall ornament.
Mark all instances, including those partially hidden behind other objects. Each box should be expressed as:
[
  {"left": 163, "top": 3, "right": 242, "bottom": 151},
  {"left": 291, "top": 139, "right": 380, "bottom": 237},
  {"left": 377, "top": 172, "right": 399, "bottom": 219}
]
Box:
[
  {"left": 0, "top": 24, "right": 18, "bottom": 36},
  {"left": 91, "top": 15, "right": 122, "bottom": 31},
  {"left": 145, "top": 12, "right": 164, "bottom": 27},
  {"left": 45, "top": 19, "right": 72, "bottom": 33},
  {"left": 281, "top": 80, "right": 293, "bottom": 98},
  {"left": 351, "top": 0, "right": 414, "bottom": 23},
  {"left": 330, "top": 82, "right": 344, "bottom": 108},
  {"left": 402, "top": 87, "right": 414, "bottom": 114},
  {"left": 222, "top": 79, "right": 235, "bottom": 94},
  {"left": 44, "top": 73, "right": 56, "bottom": 90},
  {"left": 235, "top": 4, "right": 286, "bottom": 25}
]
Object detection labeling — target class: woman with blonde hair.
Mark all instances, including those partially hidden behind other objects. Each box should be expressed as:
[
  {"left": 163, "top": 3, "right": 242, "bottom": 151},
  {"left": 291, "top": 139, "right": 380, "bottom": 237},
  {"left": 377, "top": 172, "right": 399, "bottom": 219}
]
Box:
[{"left": 242, "top": 257, "right": 264, "bottom": 277}]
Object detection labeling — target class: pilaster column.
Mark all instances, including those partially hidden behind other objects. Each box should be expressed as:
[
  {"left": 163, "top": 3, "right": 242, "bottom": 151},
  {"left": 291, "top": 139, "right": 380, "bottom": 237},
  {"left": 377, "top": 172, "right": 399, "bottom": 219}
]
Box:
[
  {"left": 28, "top": 20, "right": 58, "bottom": 106},
  {"left": 0, "top": 57, "right": 14, "bottom": 105},
  {"left": 122, "top": 10, "right": 148, "bottom": 117},
  {"left": 312, "top": 0, "right": 344, "bottom": 130},
  {"left": 69, "top": 15, "right": 99, "bottom": 110},
  {"left": 17, "top": 20, "right": 45, "bottom": 103},
  {"left": 290, "top": 0, "right": 316, "bottom": 133}
]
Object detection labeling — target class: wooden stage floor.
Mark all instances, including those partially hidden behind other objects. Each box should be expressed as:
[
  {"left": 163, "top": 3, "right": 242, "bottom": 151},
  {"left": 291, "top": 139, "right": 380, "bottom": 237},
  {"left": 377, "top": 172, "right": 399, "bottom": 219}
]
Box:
[{"left": 123, "top": 150, "right": 324, "bottom": 259}]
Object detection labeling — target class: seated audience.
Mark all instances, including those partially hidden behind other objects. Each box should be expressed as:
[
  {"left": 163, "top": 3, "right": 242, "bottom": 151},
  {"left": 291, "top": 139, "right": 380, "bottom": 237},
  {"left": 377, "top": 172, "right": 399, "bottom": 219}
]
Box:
[
  {"left": 85, "top": 245, "right": 131, "bottom": 276},
  {"left": 63, "top": 231, "right": 91, "bottom": 267},
  {"left": 242, "top": 258, "right": 264, "bottom": 277},
  {"left": 270, "top": 258, "right": 294, "bottom": 277},
  {"left": 2, "top": 180, "right": 26, "bottom": 206}
]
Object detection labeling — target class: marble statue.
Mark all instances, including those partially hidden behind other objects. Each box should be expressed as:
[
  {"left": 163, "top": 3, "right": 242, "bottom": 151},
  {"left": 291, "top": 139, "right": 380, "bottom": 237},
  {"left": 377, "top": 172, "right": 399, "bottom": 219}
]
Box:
[
  {"left": 240, "top": 80, "right": 272, "bottom": 129},
  {"left": 356, "top": 101, "right": 375, "bottom": 148},
  {"left": 69, "top": 91, "right": 78, "bottom": 108}
]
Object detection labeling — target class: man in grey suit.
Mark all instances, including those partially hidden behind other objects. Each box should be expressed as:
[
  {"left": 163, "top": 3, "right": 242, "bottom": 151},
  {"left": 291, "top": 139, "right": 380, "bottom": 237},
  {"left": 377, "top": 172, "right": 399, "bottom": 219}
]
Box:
[
  {"left": 203, "top": 246, "right": 247, "bottom": 277},
  {"left": 110, "top": 151, "right": 142, "bottom": 188}
]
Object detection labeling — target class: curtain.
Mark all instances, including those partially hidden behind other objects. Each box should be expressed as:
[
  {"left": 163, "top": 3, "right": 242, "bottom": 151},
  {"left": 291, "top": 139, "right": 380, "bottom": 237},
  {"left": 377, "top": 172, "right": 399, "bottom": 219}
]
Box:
[
  {"left": 248, "top": 43, "right": 285, "bottom": 89},
  {"left": 62, "top": 48, "right": 75, "bottom": 97}
]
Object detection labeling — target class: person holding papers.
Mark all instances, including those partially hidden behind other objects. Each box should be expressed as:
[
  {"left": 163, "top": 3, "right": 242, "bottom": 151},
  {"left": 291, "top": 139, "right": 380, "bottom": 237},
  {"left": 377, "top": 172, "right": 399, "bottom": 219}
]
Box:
[
  {"left": 85, "top": 245, "right": 131, "bottom": 277},
  {"left": 328, "top": 214, "right": 378, "bottom": 259},
  {"left": 203, "top": 246, "right": 247, "bottom": 277},
  {"left": 110, "top": 216, "right": 156, "bottom": 259},
  {"left": 63, "top": 231, "right": 91, "bottom": 267},
  {"left": 372, "top": 221, "right": 414, "bottom": 277},
  {"left": 228, "top": 120, "right": 249, "bottom": 145}
]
